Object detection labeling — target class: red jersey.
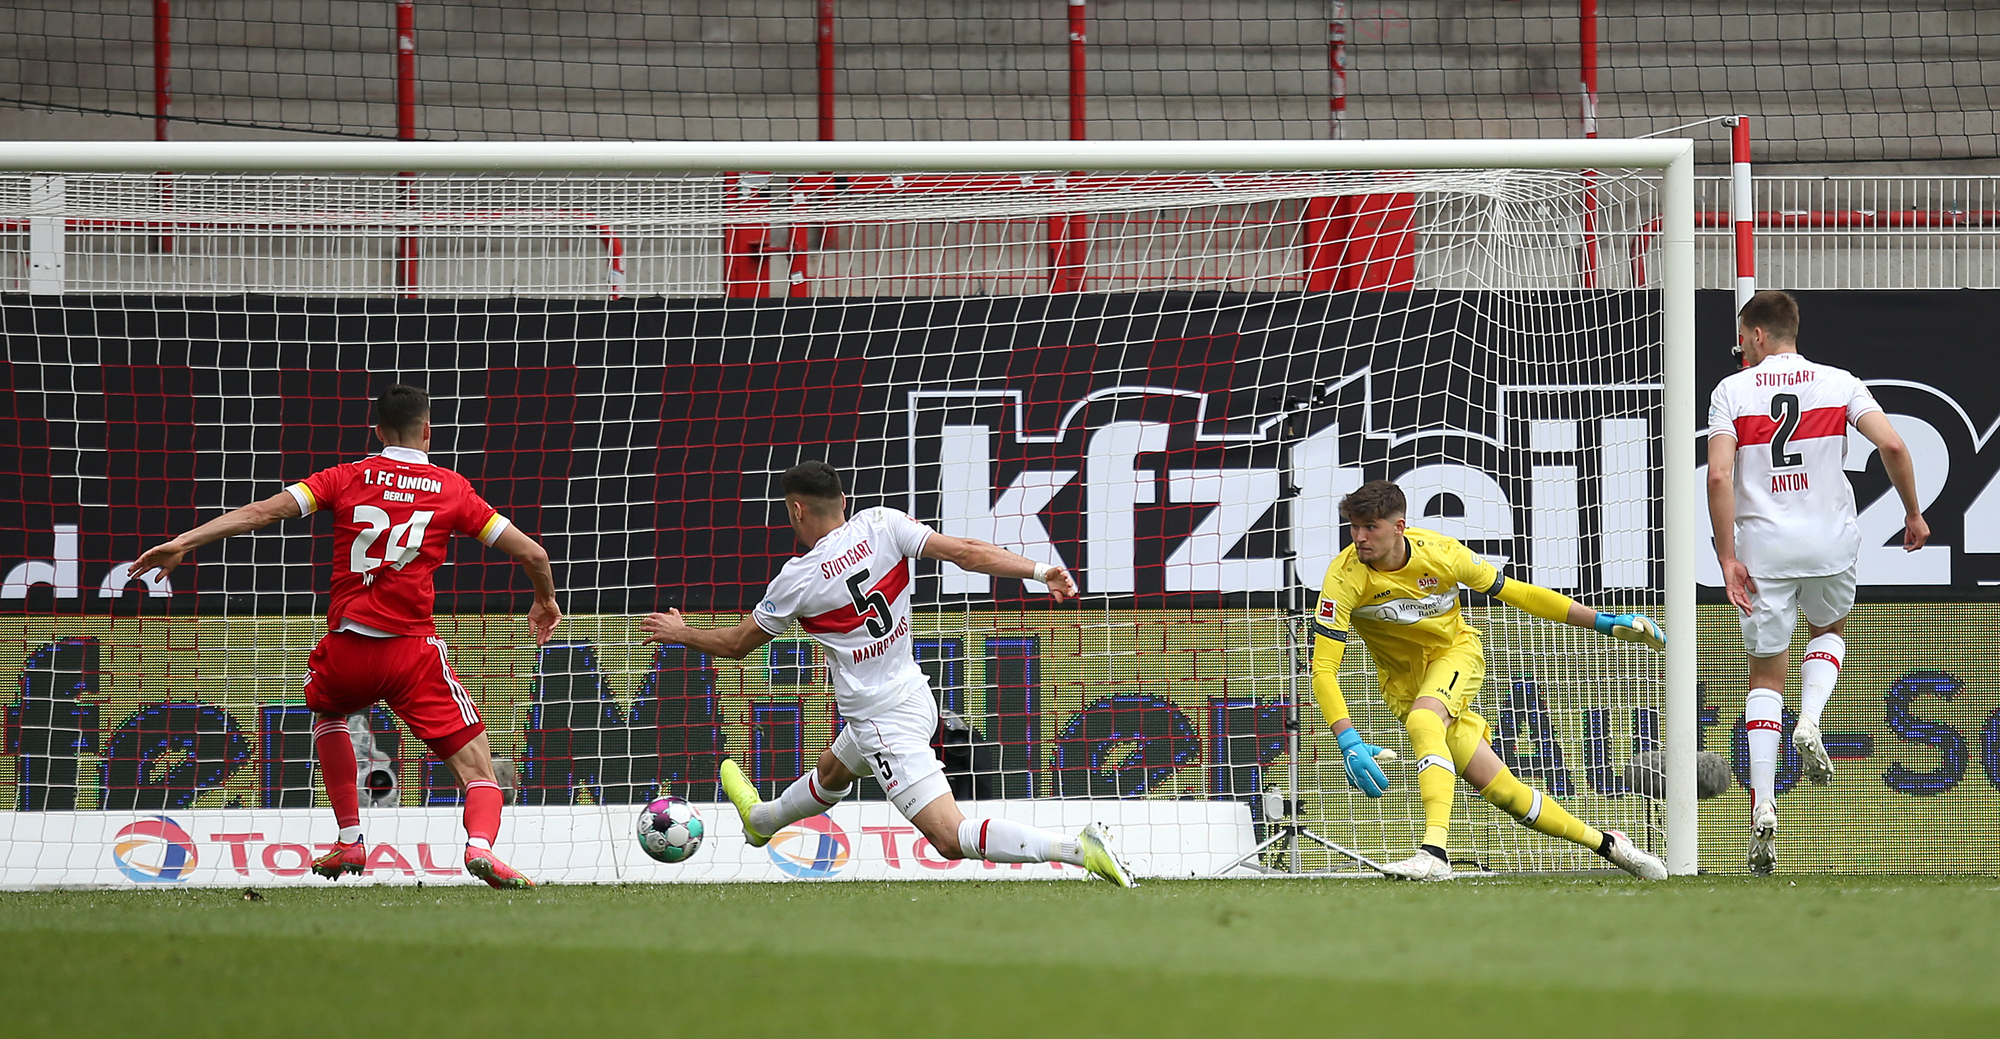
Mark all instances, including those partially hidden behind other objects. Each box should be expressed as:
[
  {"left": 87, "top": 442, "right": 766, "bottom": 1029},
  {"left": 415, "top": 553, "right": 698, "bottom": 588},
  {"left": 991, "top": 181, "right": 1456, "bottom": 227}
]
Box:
[{"left": 284, "top": 445, "right": 510, "bottom": 636}]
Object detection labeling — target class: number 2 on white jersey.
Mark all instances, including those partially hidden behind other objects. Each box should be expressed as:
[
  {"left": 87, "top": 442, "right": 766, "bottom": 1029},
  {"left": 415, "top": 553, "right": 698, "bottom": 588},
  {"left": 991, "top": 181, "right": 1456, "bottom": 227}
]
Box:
[
  {"left": 1769, "top": 392, "right": 1804, "bottom": 469},
  {"left": 349, "top": 505, "right": 436, "bottom": 574}
]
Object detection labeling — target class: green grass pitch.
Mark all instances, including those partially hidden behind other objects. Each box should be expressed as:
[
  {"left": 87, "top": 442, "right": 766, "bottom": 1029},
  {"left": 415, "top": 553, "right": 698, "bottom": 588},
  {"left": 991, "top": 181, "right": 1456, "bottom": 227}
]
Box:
[{"left": 3, "top": 876, "right": 1993, "bottom": 1038}]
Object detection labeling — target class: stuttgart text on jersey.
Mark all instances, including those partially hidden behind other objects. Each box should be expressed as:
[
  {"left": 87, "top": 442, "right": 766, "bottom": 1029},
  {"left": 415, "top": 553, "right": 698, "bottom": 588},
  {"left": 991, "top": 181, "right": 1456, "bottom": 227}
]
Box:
[{"left": 820, "top": 538, "right": 871, "bottom": 581}]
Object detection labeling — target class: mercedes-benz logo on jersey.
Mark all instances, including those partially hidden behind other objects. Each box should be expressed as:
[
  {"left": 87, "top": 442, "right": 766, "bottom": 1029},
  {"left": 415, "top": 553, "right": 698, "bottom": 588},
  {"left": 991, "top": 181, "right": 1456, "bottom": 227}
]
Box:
[{"left": 1353, "top": 592, "right": 1459, "bottom": 626}]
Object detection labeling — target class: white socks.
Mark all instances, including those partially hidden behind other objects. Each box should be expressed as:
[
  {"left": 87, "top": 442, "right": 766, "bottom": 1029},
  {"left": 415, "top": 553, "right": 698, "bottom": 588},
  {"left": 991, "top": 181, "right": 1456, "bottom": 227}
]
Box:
[
  {"left": 337, "top": 825, "right": 363, "bottom": 844},
  {"left": 1745, "top": 687, "right": 1785, "bottom": 808},
  {"left": 956, "top": 817, "right": 1084, "bottom": 866},
  {"left": 750, "top": 771, "right": 851, "bottom": 835},
  {"left": 1799, "top": 633, "right": 1846, "bottom": 729},
  {"left": 1745, "top": 633, "right": 1843, "bottom": 807},
  {"left": 747, "top": 773, "right": 1087, "bottom": 868}
]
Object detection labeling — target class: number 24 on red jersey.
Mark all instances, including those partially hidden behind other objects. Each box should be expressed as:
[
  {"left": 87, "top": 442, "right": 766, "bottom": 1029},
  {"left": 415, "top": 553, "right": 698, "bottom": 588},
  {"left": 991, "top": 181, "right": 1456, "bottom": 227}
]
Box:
[{"left": 286, "top": 448, "right": 509, "bottom": 636}]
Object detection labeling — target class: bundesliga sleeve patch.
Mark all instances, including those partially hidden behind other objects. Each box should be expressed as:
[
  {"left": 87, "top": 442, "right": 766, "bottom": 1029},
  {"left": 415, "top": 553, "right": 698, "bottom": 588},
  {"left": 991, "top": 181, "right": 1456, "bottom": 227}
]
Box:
[{"left": 1317, "top": 598, "right": 1337, "bottom": 620}]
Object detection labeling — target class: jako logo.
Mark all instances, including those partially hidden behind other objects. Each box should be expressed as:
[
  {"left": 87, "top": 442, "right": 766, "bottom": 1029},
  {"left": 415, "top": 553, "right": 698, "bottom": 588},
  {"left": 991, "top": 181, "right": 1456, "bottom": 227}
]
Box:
[
  {"left": 766, "top": 815, "right": 851, "bottom": 879},
  {"left": 112, "top": 816, "right": 199, "bottom": 883}
]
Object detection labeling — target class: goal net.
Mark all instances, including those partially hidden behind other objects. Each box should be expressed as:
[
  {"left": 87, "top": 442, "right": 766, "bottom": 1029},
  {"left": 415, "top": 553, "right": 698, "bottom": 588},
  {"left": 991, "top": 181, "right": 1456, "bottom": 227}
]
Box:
[{"left": 0, "top": 141, "right": 1695, "bottom": 885}]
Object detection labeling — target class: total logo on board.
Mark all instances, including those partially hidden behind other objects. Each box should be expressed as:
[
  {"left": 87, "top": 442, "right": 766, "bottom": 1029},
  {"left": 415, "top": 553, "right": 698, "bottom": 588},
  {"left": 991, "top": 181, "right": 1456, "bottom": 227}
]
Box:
[
  {"left": 766, "top": 815, "right": 852, "bottom": 879},
  {"left": 111, "top": 816, "right": 200, "bottom": 883}
]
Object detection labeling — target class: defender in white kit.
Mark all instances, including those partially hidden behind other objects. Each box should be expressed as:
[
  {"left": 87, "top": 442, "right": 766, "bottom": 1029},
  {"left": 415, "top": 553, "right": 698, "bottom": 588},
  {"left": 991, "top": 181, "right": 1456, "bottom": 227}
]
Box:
[
  {"left": 1705, "top": 290, "right": 1929, "bottom": 875},
  {"left": 641, "top": 461, "right": 1136, "bottom": 886}
]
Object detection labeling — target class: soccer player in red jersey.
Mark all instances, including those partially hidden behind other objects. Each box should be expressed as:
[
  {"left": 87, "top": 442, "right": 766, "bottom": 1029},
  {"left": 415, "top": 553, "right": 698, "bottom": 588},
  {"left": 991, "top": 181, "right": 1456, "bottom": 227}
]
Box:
[{"left": 128, "top": 385, "right": 562, "bottom": 889}]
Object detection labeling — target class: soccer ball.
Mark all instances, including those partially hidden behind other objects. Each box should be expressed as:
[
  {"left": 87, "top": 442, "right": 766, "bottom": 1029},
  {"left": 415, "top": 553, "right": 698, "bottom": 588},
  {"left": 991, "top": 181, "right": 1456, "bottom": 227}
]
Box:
[
  {"left": 636, "top": 795, "right": 705, "bottom": 864},
  {"left": 1624, "top": 750, "right": 1733, "bottom": 800}
]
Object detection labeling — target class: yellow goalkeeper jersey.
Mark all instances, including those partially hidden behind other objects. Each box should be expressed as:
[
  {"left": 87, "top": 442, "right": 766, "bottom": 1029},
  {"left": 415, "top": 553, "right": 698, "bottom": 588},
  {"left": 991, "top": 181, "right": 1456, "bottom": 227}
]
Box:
[{"left": 1311, "top": 527, "right": 1501, "bottom": 690}]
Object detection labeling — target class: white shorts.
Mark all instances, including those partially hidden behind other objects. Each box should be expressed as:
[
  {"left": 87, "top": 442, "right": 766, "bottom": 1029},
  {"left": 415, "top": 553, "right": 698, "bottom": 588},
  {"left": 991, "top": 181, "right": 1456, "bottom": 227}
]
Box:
[
  {"left": 1740, "top": 567, "right": 1857, "bottom": 657},
  {"left": 830, "top": 682, "right": 952, "bottom": 819}
]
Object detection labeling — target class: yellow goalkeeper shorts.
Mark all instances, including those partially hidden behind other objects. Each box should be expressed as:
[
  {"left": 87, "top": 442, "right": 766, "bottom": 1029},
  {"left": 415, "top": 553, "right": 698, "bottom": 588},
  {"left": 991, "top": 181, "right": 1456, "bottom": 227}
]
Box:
[{"left": 1380, "top": 633, "right": 1485, "bottom": 723}]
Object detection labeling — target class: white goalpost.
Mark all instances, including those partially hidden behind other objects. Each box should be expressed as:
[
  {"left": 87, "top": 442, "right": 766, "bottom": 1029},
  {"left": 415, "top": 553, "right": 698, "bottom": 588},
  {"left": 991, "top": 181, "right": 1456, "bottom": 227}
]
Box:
[{"left": 0, "top": 139, "right": 1696, "bottom": 886}]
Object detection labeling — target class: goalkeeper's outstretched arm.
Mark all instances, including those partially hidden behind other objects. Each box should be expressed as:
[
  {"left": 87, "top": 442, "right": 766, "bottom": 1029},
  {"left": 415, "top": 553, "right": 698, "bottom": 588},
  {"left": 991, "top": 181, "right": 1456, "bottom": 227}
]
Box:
[{"left": 1483, "top": 574, "right": 1666, "bottom": 650}]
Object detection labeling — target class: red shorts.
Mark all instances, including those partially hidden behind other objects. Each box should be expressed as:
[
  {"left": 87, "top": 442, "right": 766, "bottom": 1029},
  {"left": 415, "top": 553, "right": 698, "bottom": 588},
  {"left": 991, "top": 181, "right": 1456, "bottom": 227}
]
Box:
[{"left": 304, "top": 630, "right": 485, "bottom": 756}]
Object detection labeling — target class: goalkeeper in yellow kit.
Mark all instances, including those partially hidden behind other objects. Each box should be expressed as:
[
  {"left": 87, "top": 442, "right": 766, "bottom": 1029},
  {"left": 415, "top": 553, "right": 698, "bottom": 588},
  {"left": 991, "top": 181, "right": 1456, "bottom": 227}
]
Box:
[{"left": 1315, "top": 480, "right": 1669, "bottom": 881}]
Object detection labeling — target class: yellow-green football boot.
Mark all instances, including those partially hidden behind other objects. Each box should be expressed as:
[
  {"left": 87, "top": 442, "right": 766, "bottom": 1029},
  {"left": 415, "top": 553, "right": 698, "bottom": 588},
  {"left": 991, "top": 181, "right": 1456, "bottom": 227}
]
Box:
[
  {"left": 720, "top": 758, "right": 771, "bottom": 848},
  {"left": 1078, "top": 822, "right": 1137, "bottom": 888}
]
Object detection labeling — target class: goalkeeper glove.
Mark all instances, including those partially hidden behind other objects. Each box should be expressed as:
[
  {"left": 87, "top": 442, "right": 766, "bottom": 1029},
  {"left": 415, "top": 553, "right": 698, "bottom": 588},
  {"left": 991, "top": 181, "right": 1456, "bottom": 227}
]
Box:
[
  {"left": 1595, "top": 612, "right": 1666, "bottom": 651},
  {"left": 1337, "top": 727, "right": 1391, "bottom": 798}
]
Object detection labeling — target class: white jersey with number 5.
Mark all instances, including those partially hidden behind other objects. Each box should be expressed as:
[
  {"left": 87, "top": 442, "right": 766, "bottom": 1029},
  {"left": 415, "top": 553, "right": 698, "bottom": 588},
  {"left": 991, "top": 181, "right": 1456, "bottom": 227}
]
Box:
[
  {"left": 1707, "top": 352, "right": 1884, "bottom": 579},
  {"left": 752, "top": 506, "right": 935, "bottom": 721}
]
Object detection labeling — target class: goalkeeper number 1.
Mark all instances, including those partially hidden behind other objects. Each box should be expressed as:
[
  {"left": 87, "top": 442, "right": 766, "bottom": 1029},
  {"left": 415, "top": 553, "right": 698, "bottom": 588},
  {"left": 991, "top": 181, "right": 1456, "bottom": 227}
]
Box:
[{"left": 1310, "top": 479, "right": 1668, "bottom": 882}]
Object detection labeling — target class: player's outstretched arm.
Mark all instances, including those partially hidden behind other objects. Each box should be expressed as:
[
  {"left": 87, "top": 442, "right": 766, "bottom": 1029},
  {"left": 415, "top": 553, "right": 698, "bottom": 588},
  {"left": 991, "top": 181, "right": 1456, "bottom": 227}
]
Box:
[
  {"left": 127, "top": 490, "right": 302, "bottom": 581},
  {"left": 639, "top": 609, "right": 776, "bottom": 661},
  {"left": 1488, "top": 574, "right": 1666, "bottom": 651},
  {"left": 920, "top": 532, "right": 1076, "bottom": 602},
  {"left": 489, "top": 525, "right": 562, "bottom": 645},
  {"left": 1854, "top": 411, "right": 1931, "bottom": 552}
]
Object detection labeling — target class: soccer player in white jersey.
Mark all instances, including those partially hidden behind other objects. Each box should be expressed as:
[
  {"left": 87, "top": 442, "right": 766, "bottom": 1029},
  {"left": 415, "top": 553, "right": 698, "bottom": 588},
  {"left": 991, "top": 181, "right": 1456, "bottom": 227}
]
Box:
[
  {"left": 640, "top": 461, "right": 1137, "bottom": 887},
  {"left": 1706, "top": 290, "right": 1929, "bottom": 875}
]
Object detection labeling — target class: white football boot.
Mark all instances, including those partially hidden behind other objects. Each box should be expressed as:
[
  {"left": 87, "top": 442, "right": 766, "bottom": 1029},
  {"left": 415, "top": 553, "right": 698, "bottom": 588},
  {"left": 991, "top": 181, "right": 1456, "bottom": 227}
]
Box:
[
  {"left": 1747, "top": 799, "right": 1779, "bottom": 876},
  {"left": 1602, "top": 829, "right": 1668, "bottom": 881},
  {"left": 1378, "top": 849, "right": 1455, "bottom": 881},
  {"left": 1793, "top": 720, "right": 1834, "bottom": 785}
]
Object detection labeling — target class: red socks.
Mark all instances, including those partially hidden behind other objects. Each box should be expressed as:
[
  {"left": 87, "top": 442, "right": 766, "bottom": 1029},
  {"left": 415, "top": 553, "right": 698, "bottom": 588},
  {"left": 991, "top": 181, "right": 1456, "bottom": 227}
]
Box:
[
  {"left": 312, "top": 717, "right": 361, "bottom": 831},
  {"left": 464, "top": 779, "right": 502, "bottom": 849},
  {"left": 320, "top": 716, "right": 505, "bottom": 850}
]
